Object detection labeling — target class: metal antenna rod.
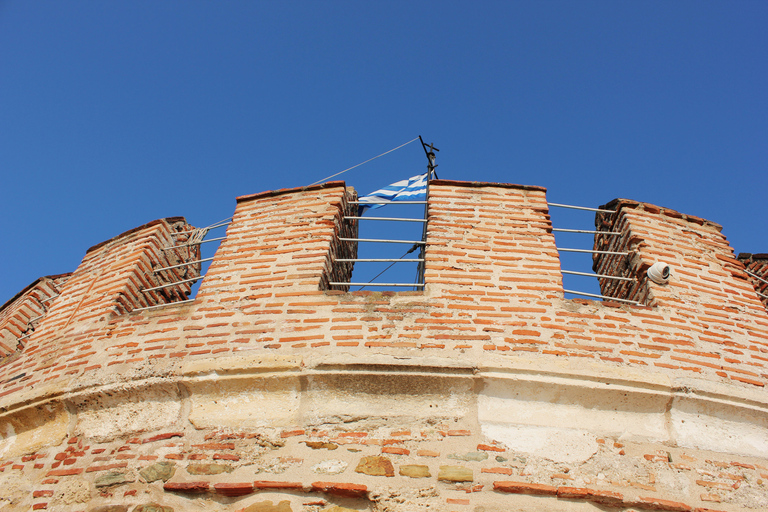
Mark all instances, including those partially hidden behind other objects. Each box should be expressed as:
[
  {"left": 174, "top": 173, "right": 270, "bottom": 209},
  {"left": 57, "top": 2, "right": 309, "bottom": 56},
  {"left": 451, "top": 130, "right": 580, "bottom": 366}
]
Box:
[{"left": 416, "top": 136, "right": 439, "bottom": 288}]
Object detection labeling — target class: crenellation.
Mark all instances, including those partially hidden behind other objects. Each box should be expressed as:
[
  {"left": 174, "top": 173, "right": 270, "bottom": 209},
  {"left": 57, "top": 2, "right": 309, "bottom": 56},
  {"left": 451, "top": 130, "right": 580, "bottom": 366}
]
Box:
[{"left": 0, "top": 180, "right": 767, "bottom": 510}]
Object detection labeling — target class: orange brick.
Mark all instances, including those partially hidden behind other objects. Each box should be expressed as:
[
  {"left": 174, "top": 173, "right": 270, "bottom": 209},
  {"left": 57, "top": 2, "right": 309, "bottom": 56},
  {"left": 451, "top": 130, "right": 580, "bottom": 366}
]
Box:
[
  {"left": 494, "top": 481, "right": 557, "bottom": 496},
  {"left": 382, "top": 447, "right": 409, "bottom": 456}
]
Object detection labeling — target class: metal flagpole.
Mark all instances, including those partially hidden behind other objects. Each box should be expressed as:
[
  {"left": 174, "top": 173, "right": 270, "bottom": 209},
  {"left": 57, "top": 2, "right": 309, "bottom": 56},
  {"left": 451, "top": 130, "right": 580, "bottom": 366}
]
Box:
[{"left": 416, "top": 136, "right": 439, "bottom": 288}]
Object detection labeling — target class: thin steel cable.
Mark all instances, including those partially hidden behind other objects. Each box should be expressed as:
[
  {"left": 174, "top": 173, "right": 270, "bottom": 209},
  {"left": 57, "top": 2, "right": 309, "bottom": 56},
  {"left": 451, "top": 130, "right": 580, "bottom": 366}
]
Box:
[
  {"left": 358, "top": 244, "right": 419, "bottom": 291},
  {"left": 309, "top": 137, "right": 420, "bottom": 186}
]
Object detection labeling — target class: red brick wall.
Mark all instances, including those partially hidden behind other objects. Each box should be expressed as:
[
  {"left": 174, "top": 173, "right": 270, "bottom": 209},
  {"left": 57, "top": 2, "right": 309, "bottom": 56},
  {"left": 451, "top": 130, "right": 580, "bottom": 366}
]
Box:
[
  {"left": 595, "top": 199, "right": 762, "bottom": 312},
  {"left": 426, "top": 180, "right": 561, "bottom": 296},
  {"left": 0, "top": 217, "right": 197, "bottom": 397},
  {"left": 1, "top": 181, "right": 767, "bottom": 401},
  {"left": 0, "top": 274, "right": 70, "bottom": 358}
]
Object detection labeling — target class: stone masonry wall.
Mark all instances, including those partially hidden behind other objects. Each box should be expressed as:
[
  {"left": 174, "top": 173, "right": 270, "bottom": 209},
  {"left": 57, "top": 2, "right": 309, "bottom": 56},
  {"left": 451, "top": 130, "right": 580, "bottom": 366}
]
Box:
[{"left": 0, "top": 180, "right": 767, "bottom": 512}]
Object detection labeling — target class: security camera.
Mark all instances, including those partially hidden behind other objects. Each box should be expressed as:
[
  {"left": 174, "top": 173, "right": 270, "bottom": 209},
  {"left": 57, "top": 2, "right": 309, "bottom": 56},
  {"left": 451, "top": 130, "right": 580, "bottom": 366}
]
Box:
[{"left": 647, "top": 262, "right": 671, "bottom": 285}]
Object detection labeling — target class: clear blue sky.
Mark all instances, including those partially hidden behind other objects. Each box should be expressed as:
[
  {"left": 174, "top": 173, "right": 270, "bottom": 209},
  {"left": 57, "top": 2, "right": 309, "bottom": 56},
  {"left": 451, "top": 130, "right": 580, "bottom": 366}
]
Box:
[{"left": 1, "top": 1, "right": 766, "bottom": 303}]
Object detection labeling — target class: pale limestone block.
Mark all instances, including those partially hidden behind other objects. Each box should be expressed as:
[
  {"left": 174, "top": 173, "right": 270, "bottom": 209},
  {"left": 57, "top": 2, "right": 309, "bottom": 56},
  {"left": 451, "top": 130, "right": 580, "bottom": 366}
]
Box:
[
  {"left": 0, "top": 402, "right": 69, "bottom": 459},
  {"left": 185, "top": 375, "right": 300, "bottom": 429},
  {"left": 670, "top": 402, "right": 768, "bottom": 457},
  {"left": 478, "top": 374, "right": 669, "bottom": 442},
  {"left": 304, "top": 373, "right": 472, "bottom": 422},
  {"left": 73, "top": 383, "right": 181, "bottom": 441},
  {"left": 181, "top": 354, "right": 300, "bottom": 376},
  {"left": 481, "top": 423, "right": 599, "bottom": 464}
]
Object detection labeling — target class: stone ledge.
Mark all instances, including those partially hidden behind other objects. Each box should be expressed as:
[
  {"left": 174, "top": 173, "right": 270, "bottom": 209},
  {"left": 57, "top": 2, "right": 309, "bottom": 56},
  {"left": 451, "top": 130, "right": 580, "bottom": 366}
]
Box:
[
  {"left": 3, "top": 358, "right": 768, "bottom": 458},
  {"left": 181, "top": 355, "right": 301, "bottom": 376}
]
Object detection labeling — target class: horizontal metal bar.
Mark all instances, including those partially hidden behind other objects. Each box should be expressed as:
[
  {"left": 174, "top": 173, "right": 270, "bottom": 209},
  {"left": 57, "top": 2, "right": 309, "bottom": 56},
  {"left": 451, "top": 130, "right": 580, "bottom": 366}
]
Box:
[
  {"left": 344, "top": 216, "right": 427, "bottom": 223},
  {"left": 552, "top": 228, "right": 621, "bottom": 235},
  {"left": 329, "top": 282, "right": 426, "bottom": 287},
  {"left": 172, "top": 226, "right": 227, "bottom": 236},
  {"left": 563, "top": 289, "right": 639, "bottom": 304},
  {"left": 745, "top": 269, "right": 768, "bottom": 287},
  {"left": 758, "top": 291, "right": 768, "bottom": 300},
  {"left": 339, "top": 238, "right": 425, "bottom": 244},
  {"left": 40, "top": 295, "right": 59, "bottom": 303},
  {"left": 154, "top": 257, "right": 215, "bottom": 273},
  {"left": 171, "top": 219, "right": 232, "bottom": 236},
  {"left": 142, "top": 276, "right": 202, "bottom": 292},
  {"left": 335, "top": 258, "right": 424, "bottom": 262},
  {"left": 349, "top": 200, "right": 427, "bottom": 205},
  {"left": 562, "top": 270, "right": 635, "bottom": 282},
  {"left": 132, "top": 299, "right": 195, "bottom": 312},
  {"left": 28, "top": 314, "right": 44, "bottom": 323},
  {"left": 558, "top": 247, "right": 628, "bottom": 256},
  {"left": 548, "top": 203, "right": 615, "bottom": 213},
  {"left": 163, "top": 237, "right": 226, "bottom": 250},
  {"left": 17, "top": 333, "right": 32, "bottom": 341},
  {"left": 205, "top": 220, "right": 232, "bottom": 230}
]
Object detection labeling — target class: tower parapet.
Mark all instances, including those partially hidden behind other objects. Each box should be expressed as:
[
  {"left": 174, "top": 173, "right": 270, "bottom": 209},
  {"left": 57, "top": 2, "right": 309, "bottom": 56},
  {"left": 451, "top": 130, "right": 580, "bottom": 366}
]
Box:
[{"left": 0, "top": 180, "right": 766, "bottom": 511}]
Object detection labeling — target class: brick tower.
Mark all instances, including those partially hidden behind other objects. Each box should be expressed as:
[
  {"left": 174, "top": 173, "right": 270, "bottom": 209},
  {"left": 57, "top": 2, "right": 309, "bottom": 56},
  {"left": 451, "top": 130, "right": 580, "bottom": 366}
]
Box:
[{"left": 1, "top": 180, "right": 766, "bottom": 511}]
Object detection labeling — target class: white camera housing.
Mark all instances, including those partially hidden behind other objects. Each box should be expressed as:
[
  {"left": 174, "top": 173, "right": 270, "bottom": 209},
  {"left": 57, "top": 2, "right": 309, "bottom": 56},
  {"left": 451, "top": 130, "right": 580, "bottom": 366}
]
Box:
[{"left": 647, "top": 262, "right": 671, "bottom": 285}]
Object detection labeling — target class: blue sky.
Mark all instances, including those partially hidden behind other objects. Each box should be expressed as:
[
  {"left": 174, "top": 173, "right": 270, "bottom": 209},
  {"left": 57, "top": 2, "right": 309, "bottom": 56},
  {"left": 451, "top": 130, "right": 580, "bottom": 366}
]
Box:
[{"left": 1, "top": 1, "right": 766, "bottom": 303}]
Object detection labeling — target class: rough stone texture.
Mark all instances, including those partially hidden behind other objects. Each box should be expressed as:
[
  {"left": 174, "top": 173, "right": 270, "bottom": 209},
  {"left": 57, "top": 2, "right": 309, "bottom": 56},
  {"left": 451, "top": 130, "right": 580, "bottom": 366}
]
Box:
[
  {"left": 311, "top": 459, "right": 348, "bottom": 474},
  {"left": 53, "top": 478, "right": 91, "bottom": 504},
  {"left": 448, "top": 451, "right": 488, "bottom": 461},
  {"left": 0, "top": 470, "right": 31, "bottom": 507},
  {"left": 305, "top": 441, "right": 338, "bottom": 450},
  {"left": 437, "top": 465, "right": 474, "bottom": 482},
  {"left": 186, "top": 463, "right": 234, "bottom": 475},
  {"left": 95, "top": 471, "right": 134, "bottom": 487},
  {"left": 133, "top": 505, "right": 174, "bottom": 512},
  {"left": 240, "top": 501, "right": 292, "bottom": 512},
  {"left": 355, "top": 455, "right": 395, "bottom": 477},
  {"left": 399, "top": 465, "right": 431, "bottom": 478},
  {"left": 0, "top": 181, "right": 766, "bottom": 511},
  {"left": 139, "top": 461, "right": 176, "bottom": 482},
  {"left": 186, "top": 375, "right": 301, "bottom": 429},
  {"left": 480, "top": 424, "right": 601, "bottom": 464},
  {"left": 74, "top": 385, "right": 182, "bottom": 441},
  {"left": 0, "top": 402, "right": 69, "bottom": 460}
]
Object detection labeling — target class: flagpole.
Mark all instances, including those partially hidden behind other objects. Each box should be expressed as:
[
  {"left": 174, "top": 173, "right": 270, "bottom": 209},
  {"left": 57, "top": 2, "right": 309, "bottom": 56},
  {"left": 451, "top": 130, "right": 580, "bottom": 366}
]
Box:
[{"left": 417, "top": 137, "right": 439, "bottom": 288}]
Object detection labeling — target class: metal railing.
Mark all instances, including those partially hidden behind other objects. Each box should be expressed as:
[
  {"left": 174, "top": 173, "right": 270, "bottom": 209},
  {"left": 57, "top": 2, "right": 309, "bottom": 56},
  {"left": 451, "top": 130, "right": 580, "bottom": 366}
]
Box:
[
  {"left": 548, "top": 202, "right": 639, "bottom": 305},
  {"left": 332, "top": 182, "right": 431, "bottom": 289},
  {"left": 134, "top": 218, "right": 231, "bottom": 312},
  {"left": 14, "top": 290, "right": 61, "bottom": 348},
  {"left": 745, "top": 269, "right": 768, "bottom": 301},
  {"left": 332, "top": 205, "right": 428, "bottom": 290},
  {"left": 339, "top": 238, "right": 426, "bottom": 245}
]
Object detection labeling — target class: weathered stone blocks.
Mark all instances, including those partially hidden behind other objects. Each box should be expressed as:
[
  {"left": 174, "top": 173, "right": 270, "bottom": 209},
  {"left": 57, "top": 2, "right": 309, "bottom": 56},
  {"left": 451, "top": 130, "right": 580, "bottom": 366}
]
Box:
[
  {"left": 399, "top": 465, "right": 431, "bottom": 478},
  {"left": 139, "top": 462, "right": 175, "bottom": 483},
  {"left": 437, "top": 465, "right": 473, "bottom": 482},
  {"left": 355, "top": 456, "right": 394, "bottom": 477}
]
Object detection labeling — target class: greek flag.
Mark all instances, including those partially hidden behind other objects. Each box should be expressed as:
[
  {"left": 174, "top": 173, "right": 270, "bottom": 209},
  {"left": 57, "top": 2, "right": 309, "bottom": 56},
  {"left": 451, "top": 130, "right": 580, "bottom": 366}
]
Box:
[{"left": 358, "top": 172, "right": 430, "bottom": 215}]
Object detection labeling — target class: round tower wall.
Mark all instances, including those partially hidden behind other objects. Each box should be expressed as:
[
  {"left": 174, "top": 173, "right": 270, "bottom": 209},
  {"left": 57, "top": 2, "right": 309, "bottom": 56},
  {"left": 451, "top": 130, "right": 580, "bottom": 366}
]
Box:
[{"left": 0, "top": 180, "right": 766, "bottom": 512}]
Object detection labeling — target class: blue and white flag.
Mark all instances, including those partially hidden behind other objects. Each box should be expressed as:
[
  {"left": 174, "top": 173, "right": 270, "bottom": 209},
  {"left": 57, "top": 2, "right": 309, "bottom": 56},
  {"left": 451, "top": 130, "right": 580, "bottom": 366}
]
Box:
[{"left": 358, "top": 172, "right": 430, "bottom": 215}]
